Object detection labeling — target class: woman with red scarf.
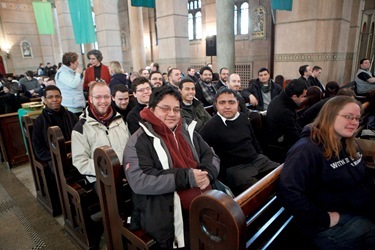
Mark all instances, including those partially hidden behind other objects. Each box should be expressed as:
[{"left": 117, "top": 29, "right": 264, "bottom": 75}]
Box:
[{"left": 124, "top": 85, "right": 220, "bottom": 249}]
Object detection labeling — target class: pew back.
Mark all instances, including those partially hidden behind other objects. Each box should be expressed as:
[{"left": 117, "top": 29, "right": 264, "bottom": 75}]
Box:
[
  {"left": 48, "top": 126, "right": 102, "bottom": 249},
  {"left": 21, "top": 115, "right": 61, "bottom": 216},
  {"left": 190, "top": 164, "right": 301, "bottom": 250},
  {"left": 94, "top": 146, "right": 156, "bottom": 250}
]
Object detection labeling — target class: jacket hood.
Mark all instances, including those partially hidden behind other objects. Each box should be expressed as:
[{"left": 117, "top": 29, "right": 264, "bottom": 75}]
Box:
[{"left": 301, "top": 125, "right": 312, "bottom": 138}]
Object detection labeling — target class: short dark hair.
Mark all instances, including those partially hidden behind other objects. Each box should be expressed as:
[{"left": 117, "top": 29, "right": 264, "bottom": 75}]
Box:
[
  {"left": 360, "top": 58, "right": 369, "bottom": 65},
  {"left": 284, "top": 79, "right": 308, "bottom": 97},
  {"left": 219, "top": 67, "right": 228, "bottom": 74},
  {"left": 179, "top": 78, "right": 195, "bottom": 90},
  {"left": 111, "top": 84, "right": 129, "bottom": 96},
  {"left": 149, "top": 71, "right": 162, "bottom": 80},
  {"left": 298, "top": 65, "right": 309, "bottom": 76},
  {"left": 148, "top": 85, "right": 181, "bottom": 109},
  {"left": 44, "top": 85, "right": 61, "bottom": 98},
  {"left": 131, "top": 77, "right": 151, "bottom": 93},
  {"left": 87, "top": 49, "right": 103, "bottom": 62},
  {"left": 199, "top": 66, "right": 213, "bottom": 75},
  {"left": 258, "top": 67, "right": 269, "bottom": 74},
  {"left": 152, "top": 62, "right": 160, "bottom": 70},
  {"left": 312, "top": 66, "right": 322, "bottom": 71},
  {"left": 214, "top": 87, "right": 241, "bottom": 103},
  {"left": 167, "top": 68, "right": 179, "bottom": 78},
  {"left": 325, "top": 81, "right": 340, "bottom": 98},
  {"left": 25, "top": 70, "right": 34, "bottom": 77},
  {"left": 62, "top": 52, "right": 78, "bottom": 67}
]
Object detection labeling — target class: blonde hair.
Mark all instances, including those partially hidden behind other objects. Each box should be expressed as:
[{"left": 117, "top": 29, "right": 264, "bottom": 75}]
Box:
[
  {"left": 109, "top": 61, "right": 123, "bottom": 74},
  {"left": 310, "top": 96, "right": 361, "bottom": 159},
  {"left": 89, "top": 81, "right": 109, "bottom": 96}
]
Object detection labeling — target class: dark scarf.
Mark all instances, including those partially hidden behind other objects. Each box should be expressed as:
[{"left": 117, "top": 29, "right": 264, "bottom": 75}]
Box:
[
  {"left": 261, "top": 81, "right": 271, "bottom": 93},
  {"left": 89, "top": 104, "right": 114, "bottom": 126},
  {"left": 141, "top": 108, "right": 206, "bottom": 211},
  {"left": 42, "top": 106, "right": 77, "bottom": 140}
]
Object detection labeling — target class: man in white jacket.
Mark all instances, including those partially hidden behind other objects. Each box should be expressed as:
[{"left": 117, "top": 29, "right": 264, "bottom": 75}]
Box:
[{"left": 71, "top": 81, "right": 129, "bottom": 187}]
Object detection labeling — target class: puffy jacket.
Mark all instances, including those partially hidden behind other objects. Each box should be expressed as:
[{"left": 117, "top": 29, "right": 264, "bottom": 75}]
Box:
[
  {"left": 72, "top": 107, "right": 129, "bottom": 183},
  {"left": 124, "top": 121, "right": 220, "bottom": 248}
]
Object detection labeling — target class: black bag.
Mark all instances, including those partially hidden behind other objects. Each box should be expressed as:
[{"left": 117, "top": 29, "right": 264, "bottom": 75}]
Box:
[{"left": 211, "top": 179, "right": 235, "bottom": 198}]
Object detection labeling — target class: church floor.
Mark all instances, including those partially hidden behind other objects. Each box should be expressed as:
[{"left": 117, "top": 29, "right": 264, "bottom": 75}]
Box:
[{"left": 0, "top": 161, "right": 85, "bottom": 249}]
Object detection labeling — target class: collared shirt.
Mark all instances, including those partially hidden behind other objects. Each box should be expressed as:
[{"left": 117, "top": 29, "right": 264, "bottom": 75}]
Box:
[{"left": 217, "top": 111, "right": 240, "bottom": 126}]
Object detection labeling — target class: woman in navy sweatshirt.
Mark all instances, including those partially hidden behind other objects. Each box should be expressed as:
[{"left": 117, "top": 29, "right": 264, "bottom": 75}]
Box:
[{"left": 278, "top": 96, "right": 375, "bottom": 249}]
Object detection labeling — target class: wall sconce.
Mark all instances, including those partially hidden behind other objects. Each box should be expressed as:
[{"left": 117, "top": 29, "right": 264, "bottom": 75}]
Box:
[{"left": 0, "top": 44, "right": 11, "bottom": 59}]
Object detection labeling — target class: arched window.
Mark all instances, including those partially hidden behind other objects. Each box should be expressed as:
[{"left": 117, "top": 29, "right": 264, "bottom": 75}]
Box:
[
  {"left": 234, "top": 1, "right": 249, "bottom": 35},
  {"left": 234, "top": 5, "right": 238, "bottom": 35},
  {"left": 188, "top": 0, "right": 202, "bottom": 40},
  {"left": 195, "top": 12, "right": 202, "bottom": 39},
  {"left": 188, "top": 13, "right": 194, "bottom": 40},
  {"left": 240, "top": 3, "right": 249, "bottom": 34}
]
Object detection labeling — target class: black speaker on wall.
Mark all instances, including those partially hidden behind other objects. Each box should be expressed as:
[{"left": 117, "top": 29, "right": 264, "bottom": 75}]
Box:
[{"left": 206, "top": 35, "right": 217, "bottom": 56}]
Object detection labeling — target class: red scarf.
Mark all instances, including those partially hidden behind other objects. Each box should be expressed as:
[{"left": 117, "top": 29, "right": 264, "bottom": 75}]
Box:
[
  {"left": 89, "top": 104, "right": 114, "bottom": 126},
  {"left": 141, "top": 108, "right": 210, "bottom": 210}
]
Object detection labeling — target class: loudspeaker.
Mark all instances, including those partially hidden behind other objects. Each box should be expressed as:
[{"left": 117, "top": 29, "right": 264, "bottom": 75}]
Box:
[{"left": 206, "top": 35, "right": 217, "bottom": 56}]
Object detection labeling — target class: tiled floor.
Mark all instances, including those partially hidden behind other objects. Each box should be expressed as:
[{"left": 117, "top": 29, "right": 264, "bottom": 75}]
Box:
[{"left": 10, "top": 162, "right": 64, "bottom": 226}]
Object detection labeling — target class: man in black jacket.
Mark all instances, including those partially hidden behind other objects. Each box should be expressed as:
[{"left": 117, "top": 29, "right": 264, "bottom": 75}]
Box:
[
  {"left": 200, "top": 88, "right": 278, "bottom": 195},
  {"left": 241, "top": 67, "right": 282, "bottom": 111},
  {"left": 32, "top": 85, "right": 78, "bottom": 170},
  {"left": 266, "top": 79, "right": 308, "bottom": 163}
]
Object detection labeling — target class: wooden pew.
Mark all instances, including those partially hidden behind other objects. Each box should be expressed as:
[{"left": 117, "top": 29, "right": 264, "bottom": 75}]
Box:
[
  {"left": 21, "top": 115, "right": 61, "bottom": 216},
  {"left": 190, "top": 164, "right": 312, "bottom": 250},
  {"left": 357, "top": 138, "right": 375, "bottom": 178},
  {"left": 0, "top": 112, "right": 29, "bottom": 168},
  {"left": 93, "top": 146, "right": 157, "bottom": 250},
  {"left": 48, "top": 126, "right": 102, "bottom": 249}
]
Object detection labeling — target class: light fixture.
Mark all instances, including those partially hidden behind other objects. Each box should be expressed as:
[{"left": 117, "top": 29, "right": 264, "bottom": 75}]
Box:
[{"left": 0, "top": 43, "right": 11, "bottom": 59}]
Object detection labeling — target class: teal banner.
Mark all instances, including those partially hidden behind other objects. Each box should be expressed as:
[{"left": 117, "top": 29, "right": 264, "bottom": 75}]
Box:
[
  {"left": 68, "top": 0, "right": 96, "bottom": 44},
  {"left": 271, "top": 0, "right": 293, "bottom": 11},
  {"left": 131, "top": 0, "right": 155, "bottom": 8},
  {"left": 32, "top": 1, "right": 55, "bottom": 34}
]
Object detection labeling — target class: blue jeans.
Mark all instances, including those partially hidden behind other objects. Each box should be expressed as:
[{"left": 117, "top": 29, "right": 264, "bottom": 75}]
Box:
[{"left": 314, "top": 214, "right": 375, "bottom": 249}]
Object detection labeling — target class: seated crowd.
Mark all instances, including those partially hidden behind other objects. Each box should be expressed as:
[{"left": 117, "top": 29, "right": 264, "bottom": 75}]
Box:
[{"left": 5, "top": 51, "right": 375, "bottom": 249}]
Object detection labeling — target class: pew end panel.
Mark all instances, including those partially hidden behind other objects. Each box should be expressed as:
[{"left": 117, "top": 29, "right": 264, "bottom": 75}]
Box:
[
  {"left": 94, "top": 146, "right": 157, "bottom": 250},
  {"left": 190, "top": 164, "right": 311, "bottom": 250},
  {"left": 190, "top": 190, "right": 247, "bottom": 250},
  {"left": 48, "top": 126, "right": 102, "bottom": 250},
  {"left": 21, "top": 115, "right": 61, "bottom": 216}
]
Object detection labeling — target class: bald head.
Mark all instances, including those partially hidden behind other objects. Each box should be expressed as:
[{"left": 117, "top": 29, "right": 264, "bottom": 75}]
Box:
[{"left": 228, "top": 73, "right": 241, "bottom": 91}]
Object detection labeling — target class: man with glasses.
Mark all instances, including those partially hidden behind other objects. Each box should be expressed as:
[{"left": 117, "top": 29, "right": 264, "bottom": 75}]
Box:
[
  {"left": 149, "top": 71, "right": 164, "bottom": 88},
  {"left": 127, "top": 77, "right": 152, "bottom": 134},
  {"left": 32, "top": 85, "right": 78, "bottom": 171},
  {"left": 71, "top": 81, "right": 129, "bottom": 187},
  {"left": 124, "top": 85, "right": 219, "bottom": 249}
]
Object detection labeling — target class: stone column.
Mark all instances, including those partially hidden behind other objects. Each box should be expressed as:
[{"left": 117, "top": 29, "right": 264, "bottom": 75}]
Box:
[
  {"left": 216, "top": 0, "right": 235, "bottom": 73},
  {"left": 93, "top": 0, "right": 123, "bottom": 66},
  {"left": 155, "top": 0, "right": 189, "bottom": 73},
  {"left": 55, "top": 0, "right": 81, "bottom": 63},
  {"left": 127, "top": 1, "right": 146, "bottom": 71}
]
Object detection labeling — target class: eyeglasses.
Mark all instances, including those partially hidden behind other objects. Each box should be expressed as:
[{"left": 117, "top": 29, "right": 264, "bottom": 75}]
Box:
[
  {"left": 156, "top": 105, "right": 181, "bottom": 113},
  {"left": 136, "top": 87, "right": 152, "bottom": 93},
  {"left": 337, "top": 114, "right": 363, "bottom": 123},
  {"left": 92, "top": 95, "right": 111, "bottom": 100}
]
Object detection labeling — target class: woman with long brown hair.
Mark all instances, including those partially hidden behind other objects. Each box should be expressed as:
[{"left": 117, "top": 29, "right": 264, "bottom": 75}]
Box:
[{"left": 279, "top": 96, "right": 375, "bottom": 249}]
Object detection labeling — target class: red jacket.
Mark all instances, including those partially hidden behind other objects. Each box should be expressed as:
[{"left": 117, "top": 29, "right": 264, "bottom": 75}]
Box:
[{"left": 83, "top": 64, "right": 111, "bottom": 91}]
